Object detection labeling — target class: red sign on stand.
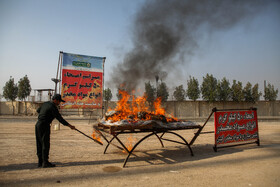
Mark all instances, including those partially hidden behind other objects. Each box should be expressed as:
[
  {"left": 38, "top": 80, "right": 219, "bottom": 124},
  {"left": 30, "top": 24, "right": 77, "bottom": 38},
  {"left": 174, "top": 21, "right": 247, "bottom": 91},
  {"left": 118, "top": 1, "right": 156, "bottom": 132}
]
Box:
[
  {"left": 61, "top": 69, "right": 103, "bottom": 109},
  {"left": 214, "top": 109, "right": 259, "bottom": 150},
  {"left": 60, "top": 52, "right": 105, "bottom": 109}
]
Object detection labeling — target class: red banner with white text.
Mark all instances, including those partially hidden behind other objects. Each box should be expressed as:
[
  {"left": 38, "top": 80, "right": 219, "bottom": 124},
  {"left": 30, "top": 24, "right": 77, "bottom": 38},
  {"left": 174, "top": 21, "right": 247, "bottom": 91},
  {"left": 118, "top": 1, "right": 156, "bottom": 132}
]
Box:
[
  {"left": 61, "top": 69, "right": 103, "bottom": 109},
  {"left": 214, "top": 110, "right": 259, "bottom": 145},
  {"left": 60, "top": 52, "right": 104, "bottom": 109}
]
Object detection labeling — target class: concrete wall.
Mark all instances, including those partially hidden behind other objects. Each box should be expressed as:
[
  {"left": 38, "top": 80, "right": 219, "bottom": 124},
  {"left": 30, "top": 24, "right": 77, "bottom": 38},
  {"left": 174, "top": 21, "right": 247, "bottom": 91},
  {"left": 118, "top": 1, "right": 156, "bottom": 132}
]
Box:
[
  {"left": 83, "top": 100, "right": 280, "bottom": 118},
  {"left": 164, "top": 101, "right": 280, "bottom": 118},
  {"left": 0, "top": 101, "right": 40, "bottom": 115},
  {"left": 1, "top": 100, "right": 279, "bottom": 118}
]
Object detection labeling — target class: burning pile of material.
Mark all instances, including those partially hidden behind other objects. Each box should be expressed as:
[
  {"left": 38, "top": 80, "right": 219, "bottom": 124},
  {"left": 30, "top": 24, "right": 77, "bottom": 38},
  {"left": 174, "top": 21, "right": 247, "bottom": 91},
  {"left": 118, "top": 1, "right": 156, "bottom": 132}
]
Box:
[{"left": 98, "top": 90, "right": 198, "bottom": 129}]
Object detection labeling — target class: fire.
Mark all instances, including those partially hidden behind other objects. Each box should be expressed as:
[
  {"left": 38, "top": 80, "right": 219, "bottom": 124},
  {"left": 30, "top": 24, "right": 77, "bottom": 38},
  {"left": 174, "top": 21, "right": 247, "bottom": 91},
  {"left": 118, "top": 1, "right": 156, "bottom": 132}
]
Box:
[
  {"left": 154, "top": 97, "right": 165, "bottom": 115},
  {"left": 123, "top": 136, "right": 136, "bottom": 153},
  {"left": 92, "top": 130, "right": 102, "bottom": 143},
  {"left": 107, "top": 90, "right": 178, "bottom": 122}
]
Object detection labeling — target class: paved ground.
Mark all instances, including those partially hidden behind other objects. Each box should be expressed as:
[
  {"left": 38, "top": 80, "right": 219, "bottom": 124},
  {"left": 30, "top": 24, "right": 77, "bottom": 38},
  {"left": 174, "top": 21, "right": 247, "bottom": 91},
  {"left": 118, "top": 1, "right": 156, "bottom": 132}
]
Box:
[{"left": 0, "top": 118, "right": 279, "bottom": 187}]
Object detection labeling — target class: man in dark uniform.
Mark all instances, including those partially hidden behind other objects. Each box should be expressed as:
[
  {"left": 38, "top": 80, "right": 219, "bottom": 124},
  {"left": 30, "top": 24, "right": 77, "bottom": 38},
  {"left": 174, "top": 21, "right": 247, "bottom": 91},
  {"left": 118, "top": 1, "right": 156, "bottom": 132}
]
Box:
[{"left": 35, "top": 94, "right": 75, "bottom": 168}]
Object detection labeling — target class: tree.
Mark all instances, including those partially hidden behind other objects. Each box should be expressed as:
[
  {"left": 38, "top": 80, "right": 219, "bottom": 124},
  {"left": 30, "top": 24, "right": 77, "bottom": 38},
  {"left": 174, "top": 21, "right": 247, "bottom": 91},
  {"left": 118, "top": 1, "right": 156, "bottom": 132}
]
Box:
[
  {"left": 156, "top": 81, "right": 169, "bottom": 102},
  {"left": 252, "top": 83, "right": 262, "bottom": 102},
  {"left": 173, "top": 85, "right": 185, "bottom": 101},
  {"left": 18, "top": 75, "right": 32, "bottom": 115},
  {"left": 264, "top": 83, "right": 278, "bottom": 101},
  {"left": 201, "top": 74, "right": 218, "bottom": 102},
  {"left": 104, "top": 88, "right": 112, "bottom": 112},
  {"left": 144, "top": 81, "right": 156, "bottom": 105},
  {"left": 186, "top": 76, "right": 200, "bottom": 101},
  {"left": 104, "top": 88, "right": 113, "bottom": 102},
  {"left": 3, "top": 76, "right": 18, "bottom": 115},
  {"left": 231, "top": 80, "right": 244, "bottom": 102},
  {"left": 217, "top": 77, "right": 231, "bottom": 101},
  {"left": 243, "top": 82, "right": 254, "bottom": 102}
]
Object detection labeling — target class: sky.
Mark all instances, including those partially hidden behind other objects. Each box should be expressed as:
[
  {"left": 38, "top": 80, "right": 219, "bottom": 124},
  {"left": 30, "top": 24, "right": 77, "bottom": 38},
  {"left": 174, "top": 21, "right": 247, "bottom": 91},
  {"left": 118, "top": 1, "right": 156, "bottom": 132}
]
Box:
[{"left": 0, "top": 0, "right": 279, "bottom": 100}]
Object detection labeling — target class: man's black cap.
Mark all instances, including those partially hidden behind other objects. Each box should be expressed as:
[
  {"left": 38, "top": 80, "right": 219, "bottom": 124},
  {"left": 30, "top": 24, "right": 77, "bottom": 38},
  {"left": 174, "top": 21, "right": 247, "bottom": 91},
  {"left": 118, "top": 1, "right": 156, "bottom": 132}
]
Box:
[{"left": 52, "top": 94, "right": 65, "bottom": 102}]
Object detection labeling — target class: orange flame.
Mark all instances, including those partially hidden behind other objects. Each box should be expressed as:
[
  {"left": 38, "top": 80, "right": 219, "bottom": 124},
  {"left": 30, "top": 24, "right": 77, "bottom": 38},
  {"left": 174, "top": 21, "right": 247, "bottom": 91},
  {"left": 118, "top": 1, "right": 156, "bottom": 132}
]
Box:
[
  {"left": 92, "top": 130, "right": 102, "bottom": 143},
  {"left": 123, "top": 136, "right": 136, "bottom": 153},
  {"left": 107, "top": 90, "right": 178, "bottom": 122},
  {"left": 154, "top": 97, "right": 165, "bottom": 115}
]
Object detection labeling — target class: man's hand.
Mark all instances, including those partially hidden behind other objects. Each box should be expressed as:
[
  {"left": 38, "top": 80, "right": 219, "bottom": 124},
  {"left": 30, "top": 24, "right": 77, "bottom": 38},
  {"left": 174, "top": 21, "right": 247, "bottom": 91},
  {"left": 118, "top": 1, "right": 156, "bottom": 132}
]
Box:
[{"left": 68, "top": 124, "right": 76, "bottom": 130}]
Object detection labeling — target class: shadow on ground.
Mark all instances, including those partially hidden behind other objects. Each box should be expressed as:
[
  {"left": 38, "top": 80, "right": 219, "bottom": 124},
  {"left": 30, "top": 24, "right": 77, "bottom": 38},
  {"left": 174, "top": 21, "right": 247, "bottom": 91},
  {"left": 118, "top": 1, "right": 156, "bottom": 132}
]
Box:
[{"left": 1, "top": 142, "right": 274, "bottom": 172}]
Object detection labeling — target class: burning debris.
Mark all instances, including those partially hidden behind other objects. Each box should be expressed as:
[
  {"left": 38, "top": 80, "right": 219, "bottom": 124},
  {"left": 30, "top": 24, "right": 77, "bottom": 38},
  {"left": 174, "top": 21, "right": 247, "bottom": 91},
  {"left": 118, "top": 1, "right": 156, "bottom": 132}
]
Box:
[
  {"left": 93, "top": 90, "right": 202, "bottom": 166},
  {"left": 95, "top": 90, "right": 199, "bottom": 131},
  {"left": 105, "top": 110, "right": 175, "bottom": 123},
  {"left": 104, "top": 90, "right": 177, "bottom": 122}
]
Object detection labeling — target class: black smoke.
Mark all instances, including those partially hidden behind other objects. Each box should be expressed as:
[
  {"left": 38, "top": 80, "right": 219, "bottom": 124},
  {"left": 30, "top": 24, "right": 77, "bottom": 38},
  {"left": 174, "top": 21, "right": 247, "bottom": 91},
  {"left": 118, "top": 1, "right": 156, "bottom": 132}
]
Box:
[{"left": 109, "top": 0, "right": 270, "bottom": 92}]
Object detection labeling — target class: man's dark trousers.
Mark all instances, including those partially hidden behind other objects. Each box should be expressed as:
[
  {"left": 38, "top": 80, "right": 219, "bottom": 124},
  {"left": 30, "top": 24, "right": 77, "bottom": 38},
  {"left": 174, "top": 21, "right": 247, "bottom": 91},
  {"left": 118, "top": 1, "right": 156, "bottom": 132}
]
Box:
[{"left": 35, "top": 122, "right": 50, "bottom": 163}]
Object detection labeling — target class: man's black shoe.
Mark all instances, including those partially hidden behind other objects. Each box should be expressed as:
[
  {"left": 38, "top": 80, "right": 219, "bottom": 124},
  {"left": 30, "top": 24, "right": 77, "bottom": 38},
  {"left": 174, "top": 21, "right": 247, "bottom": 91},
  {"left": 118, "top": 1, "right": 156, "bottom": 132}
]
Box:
[
  {"left": 38, "top": 159, "right": 43, "bottom": 167},
  {"left": 42, "top": 162, "right": 56, "bottom": 168},
  {"left": 38, "top": 162, "right": 42, "bottom": 167}
]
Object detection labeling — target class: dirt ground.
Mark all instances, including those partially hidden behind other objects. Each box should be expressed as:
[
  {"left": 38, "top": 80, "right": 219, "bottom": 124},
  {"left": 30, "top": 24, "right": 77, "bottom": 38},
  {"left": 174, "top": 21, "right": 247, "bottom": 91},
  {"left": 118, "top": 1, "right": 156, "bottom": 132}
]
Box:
[{"left": 0, "top": 118, "right": 279, "bottom": 187}]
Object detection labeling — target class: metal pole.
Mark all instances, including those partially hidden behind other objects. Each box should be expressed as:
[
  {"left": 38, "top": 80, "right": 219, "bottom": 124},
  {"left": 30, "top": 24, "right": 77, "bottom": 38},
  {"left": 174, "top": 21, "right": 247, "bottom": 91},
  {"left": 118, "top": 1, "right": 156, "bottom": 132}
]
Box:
[
  {"left": 53, "top": 51, "right": 63, "bottom": 131},
  {"left": 55, "top": 51, "right": 62, "bottom": 94},
  {"left": 75, "top": 129, "right": 103, "bottom": 145},
  {"left": 58, "top": 51, "right": 63, "bottom": 94},
  {"left": 102, "top": 57, "right": 106, "bottom": 118},
  {"left": 189, "top": 107, "right": 216, "bottom": 145}
]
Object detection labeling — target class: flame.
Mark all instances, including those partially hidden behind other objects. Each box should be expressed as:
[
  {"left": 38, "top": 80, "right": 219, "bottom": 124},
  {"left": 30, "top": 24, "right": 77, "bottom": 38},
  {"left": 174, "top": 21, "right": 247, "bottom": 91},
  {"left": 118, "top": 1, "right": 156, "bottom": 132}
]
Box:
[
  {"left": 107, "top": 90, "right": 178, "bottom": 122},
  {"left": 92, "top": 130, "right": 102, "bottom": 143},
  {"left": 154, "top": 97, "right": 165, "bottom": 115},
  {"left": 123, "top": 136, "right": 136, "bottom": 153}
]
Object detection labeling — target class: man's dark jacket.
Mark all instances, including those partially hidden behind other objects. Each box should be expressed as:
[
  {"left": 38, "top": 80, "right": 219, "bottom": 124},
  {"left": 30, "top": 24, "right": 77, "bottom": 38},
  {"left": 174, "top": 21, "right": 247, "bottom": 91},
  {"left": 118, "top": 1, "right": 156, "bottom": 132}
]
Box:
[
  {"left": 35, "top": 101, "right": 69, "bottom": 162},
  {"left": 36, "top": 101, "right": 69, "bottom": 126}
]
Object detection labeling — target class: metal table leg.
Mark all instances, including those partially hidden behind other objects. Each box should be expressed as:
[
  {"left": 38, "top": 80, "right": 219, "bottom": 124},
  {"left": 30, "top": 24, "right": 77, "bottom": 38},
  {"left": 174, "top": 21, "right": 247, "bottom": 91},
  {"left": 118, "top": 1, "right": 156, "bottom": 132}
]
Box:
[
  {"left": 160, "top": 131, "right": 194, "bottom": 156},
  {"left": 154, "top": 133, "right": 164, "bottom": 148},
  {"left": 123, "top": 132, "right": 155, "bottom": 167}
]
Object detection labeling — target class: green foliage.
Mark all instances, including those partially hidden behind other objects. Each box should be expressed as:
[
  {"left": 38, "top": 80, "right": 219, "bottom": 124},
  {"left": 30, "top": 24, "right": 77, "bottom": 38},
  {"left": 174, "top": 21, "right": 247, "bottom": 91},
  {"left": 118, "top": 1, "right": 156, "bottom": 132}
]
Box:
[
  {"left": 242, "top": 82, "right": 262, "bottom": 103},
  {"left": 104, "top": 87, "right": 113, "bottom": 113},
  {"left": 186, "top": 76, "right": 200, "bottom": 101},
  {"left": 156, "top": 82, "right": 169, "bottom": 102},
  {"left": 201, "top": 74, "right": 217, "bottom": 102},
  {"left": 243, "top": 82, "right": 254, "bottom": 102},
  {"left": 217, "top": 77, "right": 231, "bottom": 101},
  {"left": 264, "top": 83, "right": 278, "bottom": 101},
  {"left": 252, "top": 83, "right": 262, "bottom": 102},
  {"left": 231, "top": 80, "right": 244, "bottom": 102},
  {"left": 104, "top": 88, "right": 112, "bottom": 101},
  {"left": 173, "top": 85, "right": 185, "bottom": 101},
  {"left": 144, "top": 81, "right": 156, "bottom": 104},
  {"left": 3, "top": 76, "right": 18, "bottom": 115},
  {"left": 17, "top": 75, "right": 31, "bottom": 101},
  {"left": 115, "top": 75, "right": 276, "bottom": 103},
  {"left": 3, "top": 76, "right": 18, "bottom": 102}
]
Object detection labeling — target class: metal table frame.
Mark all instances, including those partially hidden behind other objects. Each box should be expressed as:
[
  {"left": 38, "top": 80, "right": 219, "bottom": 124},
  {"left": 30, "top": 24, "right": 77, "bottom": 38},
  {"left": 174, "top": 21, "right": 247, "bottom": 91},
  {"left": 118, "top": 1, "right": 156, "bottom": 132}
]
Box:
[
  {"left": 94, "top": 110, "right": 214, "bottom": 167},
  {"left": 95, "top": 127, "right": 196, "bottom": 167}
]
